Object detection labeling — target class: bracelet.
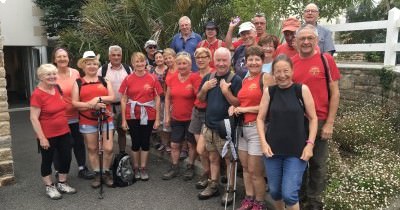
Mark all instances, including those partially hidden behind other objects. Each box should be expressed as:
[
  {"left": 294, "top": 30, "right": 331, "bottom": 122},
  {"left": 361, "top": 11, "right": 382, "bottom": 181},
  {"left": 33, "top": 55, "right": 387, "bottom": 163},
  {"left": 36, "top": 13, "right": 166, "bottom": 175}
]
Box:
[{"left": 306, "top": 140, "right": 314, "bottom": 145}]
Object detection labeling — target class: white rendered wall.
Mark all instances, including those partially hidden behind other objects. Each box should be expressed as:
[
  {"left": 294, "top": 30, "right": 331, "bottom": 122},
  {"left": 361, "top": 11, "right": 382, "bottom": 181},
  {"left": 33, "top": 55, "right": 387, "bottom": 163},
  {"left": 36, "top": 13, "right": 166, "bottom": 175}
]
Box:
[{"left": 0, "top": 0, "right": 47, "bottom": 46}]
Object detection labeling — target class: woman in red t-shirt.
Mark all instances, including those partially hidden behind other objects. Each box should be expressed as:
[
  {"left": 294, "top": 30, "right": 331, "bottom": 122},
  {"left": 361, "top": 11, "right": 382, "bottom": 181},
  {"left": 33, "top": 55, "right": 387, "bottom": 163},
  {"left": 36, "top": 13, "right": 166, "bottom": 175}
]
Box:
[
  {"left": 120, "top": 52, "right": 163, "bottom": 181},
  {"left": 161, "top": 48, "right": 177, "bottom": 152},
  {"left": 71, "top": 51, "right": 115, "bottom": 188},
  {"left": 229, "top": 46, "right": 274, "bottom": 209},
  {"left": 162, "top": 52, "right": 197, "bottom": 180},
  {"left": 30, "top": 64, "right": 76, "bottom": 200},
  {"left": 52, "top": 48, "right": 94, "bottom": 180},
  {"left": 188, "top": 47, "right": 212, "bottom": 188}
]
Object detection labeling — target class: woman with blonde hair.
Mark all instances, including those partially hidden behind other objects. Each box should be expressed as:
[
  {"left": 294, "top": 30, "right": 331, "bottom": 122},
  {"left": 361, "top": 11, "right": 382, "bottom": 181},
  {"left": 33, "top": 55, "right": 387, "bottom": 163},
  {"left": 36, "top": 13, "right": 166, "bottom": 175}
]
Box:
[
  {"left": 30, "top": 64, "right": 76, "bottom": 200},
  {"left": 162, "top": 52, "right": 199, "bottom": 180},
  {"left": 120, "top": 52, "right": 163, "bottom": 181},
  {"left": 71, "top": 51, "right": 115, "bottom": 188}
]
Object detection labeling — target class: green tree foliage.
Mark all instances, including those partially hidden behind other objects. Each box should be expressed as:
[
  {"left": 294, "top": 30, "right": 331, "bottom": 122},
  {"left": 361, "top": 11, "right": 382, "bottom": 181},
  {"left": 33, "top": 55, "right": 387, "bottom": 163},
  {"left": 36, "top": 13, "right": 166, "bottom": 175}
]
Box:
[{"left": 34, "top": 0, "right": 85, "bottom": 37}]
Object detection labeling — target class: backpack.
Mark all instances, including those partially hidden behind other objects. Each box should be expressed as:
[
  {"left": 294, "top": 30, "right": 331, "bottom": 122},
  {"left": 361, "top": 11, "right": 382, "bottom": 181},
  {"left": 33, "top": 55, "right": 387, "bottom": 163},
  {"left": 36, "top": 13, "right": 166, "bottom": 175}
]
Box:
[
  {"left": 267, "top": 84, "right": 309, "bottom": 135},
  {"left": 112, "top": 153, "right": 135, "bottom": 187},
  {"left": 101, "top": 63, "right": 131, "bottom": 77},
  {"left": 76, "top": 76, "right": 108, "bottom": 120},
  {"left": 208, "top": 71, "right": 235, "bottom": 83}
]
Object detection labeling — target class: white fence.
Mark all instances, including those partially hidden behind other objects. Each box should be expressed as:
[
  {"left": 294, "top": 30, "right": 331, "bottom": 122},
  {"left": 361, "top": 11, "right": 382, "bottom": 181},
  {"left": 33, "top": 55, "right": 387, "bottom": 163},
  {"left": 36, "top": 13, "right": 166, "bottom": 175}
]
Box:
[{"left": 322, "top": 7, "right": 400, "bottom": 72}]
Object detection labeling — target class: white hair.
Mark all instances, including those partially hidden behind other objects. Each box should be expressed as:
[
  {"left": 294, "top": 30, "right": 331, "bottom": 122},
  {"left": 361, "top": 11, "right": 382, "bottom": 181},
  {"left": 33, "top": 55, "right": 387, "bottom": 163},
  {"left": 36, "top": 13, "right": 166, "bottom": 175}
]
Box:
[{"left": 108, "top": 45, "right": 122, "bottom": 55}]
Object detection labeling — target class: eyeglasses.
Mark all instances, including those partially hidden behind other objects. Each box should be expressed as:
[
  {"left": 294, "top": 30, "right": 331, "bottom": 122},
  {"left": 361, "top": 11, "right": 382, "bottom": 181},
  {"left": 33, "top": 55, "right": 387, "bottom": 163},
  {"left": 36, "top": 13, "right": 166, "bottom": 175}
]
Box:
[
  {"left": 147, "top": 46, "right": 157, "bottom": 49},
  {"left": 298, "top": 36, "right": 316, "bottom": 42},
  {"left": 253, "top": 22, "right": 266, "bottom": 25},
  {"left": 304, "top": 9, "right": 319, "bottom": 14},
  {"left": 195, "top": 56, "right": 209, "bottom": 59}
]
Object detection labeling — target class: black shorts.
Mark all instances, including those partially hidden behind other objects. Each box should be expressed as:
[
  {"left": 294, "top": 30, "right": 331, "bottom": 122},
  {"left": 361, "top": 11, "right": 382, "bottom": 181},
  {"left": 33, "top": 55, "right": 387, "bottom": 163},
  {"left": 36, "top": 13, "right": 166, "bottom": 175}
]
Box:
[{"left": 170, "top": 119, "right": 195, "bottom": 144}]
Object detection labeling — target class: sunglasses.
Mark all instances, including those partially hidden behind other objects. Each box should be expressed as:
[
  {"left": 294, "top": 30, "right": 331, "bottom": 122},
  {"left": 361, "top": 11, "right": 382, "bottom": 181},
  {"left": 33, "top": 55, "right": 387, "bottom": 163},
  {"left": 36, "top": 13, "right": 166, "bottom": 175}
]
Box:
[
  {"left": 254, "top": 12, "right": 265, "bottom": 17},
  {"left": 147, "top": 46, "right": 157, "bottom": 49}
]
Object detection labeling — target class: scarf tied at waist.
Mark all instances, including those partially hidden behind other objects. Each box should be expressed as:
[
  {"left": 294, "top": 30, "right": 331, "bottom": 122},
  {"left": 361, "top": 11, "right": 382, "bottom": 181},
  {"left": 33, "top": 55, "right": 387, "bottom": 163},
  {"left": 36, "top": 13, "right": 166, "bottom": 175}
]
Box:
[{"left": 128, "top": 99, "right": 155, "bottom": 125}]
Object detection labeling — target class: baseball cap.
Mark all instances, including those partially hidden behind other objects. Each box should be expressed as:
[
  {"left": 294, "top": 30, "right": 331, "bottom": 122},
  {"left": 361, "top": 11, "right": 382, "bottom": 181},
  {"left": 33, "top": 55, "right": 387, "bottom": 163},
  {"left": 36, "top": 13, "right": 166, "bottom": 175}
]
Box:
[
  {"left": 281, "top": 17, "right": 301, "bottom": 32},
  {"left": 144, "top": 40, "right": 157, "bottom": 48},
  {"left": 238, "top": 22, "right": 256, "bottom": 34},
  {"left": 205, "top": 21, "right": 217, "bottom": 29}
]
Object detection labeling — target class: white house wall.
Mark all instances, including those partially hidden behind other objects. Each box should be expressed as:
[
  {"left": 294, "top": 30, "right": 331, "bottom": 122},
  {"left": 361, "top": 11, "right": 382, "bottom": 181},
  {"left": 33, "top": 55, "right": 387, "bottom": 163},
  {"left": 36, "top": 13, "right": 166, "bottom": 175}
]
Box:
[{"left": 0, "top": 0, "right": 47, "bottom": 46}]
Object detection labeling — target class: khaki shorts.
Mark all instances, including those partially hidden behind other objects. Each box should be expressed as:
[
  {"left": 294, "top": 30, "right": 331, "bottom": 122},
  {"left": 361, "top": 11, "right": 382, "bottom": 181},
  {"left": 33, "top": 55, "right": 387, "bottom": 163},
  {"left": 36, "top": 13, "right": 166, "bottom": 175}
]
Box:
[
  {"left": 202, "top": 125, "right": 231, "bottom": 158},
  {"left": 237, "top": 124, "right": 263, "bottom": 156},
  {"left": 188, "top": 107, "right": 205, "bottom": 135}
]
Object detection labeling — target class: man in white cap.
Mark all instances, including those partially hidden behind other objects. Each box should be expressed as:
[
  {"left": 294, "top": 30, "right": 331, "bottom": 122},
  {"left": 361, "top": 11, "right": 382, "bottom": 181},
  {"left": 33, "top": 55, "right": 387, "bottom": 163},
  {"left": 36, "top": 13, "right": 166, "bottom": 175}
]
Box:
[
  {"left": 232, "top": 22, "right": 257, "bottom": 79},
  {"left": 144, "top": 40, "right": 158, "bottom": 70}
]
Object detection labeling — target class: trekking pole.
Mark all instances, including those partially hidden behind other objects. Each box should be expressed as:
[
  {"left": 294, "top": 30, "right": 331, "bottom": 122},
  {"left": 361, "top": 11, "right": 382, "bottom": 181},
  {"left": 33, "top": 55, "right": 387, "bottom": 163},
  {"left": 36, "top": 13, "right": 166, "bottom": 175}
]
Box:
[
  {"left": 223, "top": 117, "right": 240, "bottom": 210},
  {"left": 97, "top": 98, "right": 106, "bottom": 199}
]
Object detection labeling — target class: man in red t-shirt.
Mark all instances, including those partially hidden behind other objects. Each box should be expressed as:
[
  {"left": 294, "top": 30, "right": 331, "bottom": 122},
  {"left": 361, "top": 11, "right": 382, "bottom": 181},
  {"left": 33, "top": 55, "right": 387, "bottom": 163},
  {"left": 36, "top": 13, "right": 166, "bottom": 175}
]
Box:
[
  {"left": 275, "top": 17, "right": 301, "bottom": 58},
  {"left": 292, "top": 24, "right": 340, "bottom": 210}
]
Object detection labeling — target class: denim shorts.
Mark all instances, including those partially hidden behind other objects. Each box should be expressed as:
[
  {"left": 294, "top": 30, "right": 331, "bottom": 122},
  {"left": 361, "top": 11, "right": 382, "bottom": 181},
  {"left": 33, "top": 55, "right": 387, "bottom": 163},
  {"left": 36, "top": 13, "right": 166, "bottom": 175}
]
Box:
[
  {"left": 264, "top": 155, "right": 307, "bottom": 206},
  {"left": 79, "top": 122, "right": 115, "bottom": 134}
]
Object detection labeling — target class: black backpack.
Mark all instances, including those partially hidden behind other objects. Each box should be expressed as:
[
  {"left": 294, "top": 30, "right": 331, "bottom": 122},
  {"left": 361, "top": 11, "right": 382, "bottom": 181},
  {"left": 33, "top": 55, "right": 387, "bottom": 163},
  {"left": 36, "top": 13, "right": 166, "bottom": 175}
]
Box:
[
  {"left": 101, "top": 63, "right": 131, "bottom": 77},
  {"left": 112, "top": 153, "right": 135, "bottom": 187}
]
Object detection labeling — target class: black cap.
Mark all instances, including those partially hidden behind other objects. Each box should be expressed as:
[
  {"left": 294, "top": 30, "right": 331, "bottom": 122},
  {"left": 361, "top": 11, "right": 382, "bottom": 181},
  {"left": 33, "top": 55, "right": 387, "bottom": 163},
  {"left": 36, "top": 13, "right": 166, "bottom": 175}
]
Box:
[{"left": 204, "top": 21, "right": 219, "bottom": 34}]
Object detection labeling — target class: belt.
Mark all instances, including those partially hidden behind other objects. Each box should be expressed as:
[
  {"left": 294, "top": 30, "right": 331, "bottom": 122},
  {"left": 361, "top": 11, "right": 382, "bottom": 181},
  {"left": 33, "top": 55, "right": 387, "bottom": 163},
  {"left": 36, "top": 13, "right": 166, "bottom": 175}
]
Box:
[
  {"left": 195, "top": 107, "right": 206, "bottom": 112},
  {"left": 242, "top": 121, "right": 256, "bottom": 127}
]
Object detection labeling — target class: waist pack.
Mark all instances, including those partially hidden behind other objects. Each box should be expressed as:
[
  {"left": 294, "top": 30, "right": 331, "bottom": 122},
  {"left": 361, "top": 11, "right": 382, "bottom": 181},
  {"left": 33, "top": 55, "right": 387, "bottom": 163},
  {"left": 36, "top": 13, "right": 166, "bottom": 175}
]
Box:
[{"left": 112, "top": 153, "right": 135, "bottom": 187}]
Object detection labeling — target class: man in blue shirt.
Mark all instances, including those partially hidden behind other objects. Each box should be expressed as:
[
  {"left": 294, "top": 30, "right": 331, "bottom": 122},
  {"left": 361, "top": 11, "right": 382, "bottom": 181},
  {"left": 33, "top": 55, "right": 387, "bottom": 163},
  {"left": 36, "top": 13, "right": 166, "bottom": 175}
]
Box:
[{"left": 170, "top": 16, "right": 202, "bottom": 71}]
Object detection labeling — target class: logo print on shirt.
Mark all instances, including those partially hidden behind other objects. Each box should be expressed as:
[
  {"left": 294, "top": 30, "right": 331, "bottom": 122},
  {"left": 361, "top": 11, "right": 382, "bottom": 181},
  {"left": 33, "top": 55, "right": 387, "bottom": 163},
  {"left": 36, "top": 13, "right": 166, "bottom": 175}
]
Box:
[
  {"left": 185, "top": 84, "right": 193, "bottom": 90},
  {"left": 309, "top": 66, "right": 321, "bottom": 76},
  {"left": 248, "top": 83, "right": 257, "bottom": 90},
  {"left": 144, "top": 83, "right": 152, "bottom": 91}
]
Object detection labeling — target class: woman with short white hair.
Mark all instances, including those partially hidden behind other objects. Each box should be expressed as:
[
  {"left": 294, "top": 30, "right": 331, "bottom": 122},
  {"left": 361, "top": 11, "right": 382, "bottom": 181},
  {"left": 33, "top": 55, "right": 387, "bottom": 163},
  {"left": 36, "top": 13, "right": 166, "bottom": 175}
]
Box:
[{"left": 30, "top": 64, "right": 77, "bottom": 200}]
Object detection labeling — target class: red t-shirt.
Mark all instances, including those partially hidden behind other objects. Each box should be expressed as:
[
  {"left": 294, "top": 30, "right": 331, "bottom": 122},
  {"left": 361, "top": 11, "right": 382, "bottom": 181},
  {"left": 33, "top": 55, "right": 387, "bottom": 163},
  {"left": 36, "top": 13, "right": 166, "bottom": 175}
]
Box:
[
  {"left": 292, "top": 53, "right": 341, "bottom": 120},
  {"left": 166, "top": 73, "right": 197, "bottom": 121},
  {"left": 119, "top": 73, "right": 163, "bottom": 120},
  {"left": 237, "top": 73, "right": 263, "bottom": 123},
  {"left": 57, "top": 69, "right": 80, "bottom": 121},
  {"left": 78, "top": 78, "right": 112, "bottom": 126},
  {"left": 275, "top": 43, "right": 298, "bottom": 58},
  {"left": 30, "top": 88, "right": 70, "bottom": 138},
  {"left": 192, "top": 72, "right": 206, "bottom": 109},
  {"left": 196, "top": 39, "right": 226, "bottom": 68},
  {"left": 165, "top": 69, "right": 178, "bottom": 87}
]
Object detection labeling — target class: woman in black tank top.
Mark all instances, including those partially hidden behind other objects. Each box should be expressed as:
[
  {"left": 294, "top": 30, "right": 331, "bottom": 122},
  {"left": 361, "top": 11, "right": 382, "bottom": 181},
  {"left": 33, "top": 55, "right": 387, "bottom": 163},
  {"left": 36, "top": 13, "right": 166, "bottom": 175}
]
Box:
[{"left": 255, "top": 54, "right": 318, "bottom": 210}]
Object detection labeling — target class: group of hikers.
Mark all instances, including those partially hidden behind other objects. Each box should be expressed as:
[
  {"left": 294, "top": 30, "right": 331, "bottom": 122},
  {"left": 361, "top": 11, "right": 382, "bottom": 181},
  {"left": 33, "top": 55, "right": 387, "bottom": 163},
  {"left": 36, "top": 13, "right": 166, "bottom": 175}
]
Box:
[{"left": 30, "top": 2, "right": 340, "bottom": 210}]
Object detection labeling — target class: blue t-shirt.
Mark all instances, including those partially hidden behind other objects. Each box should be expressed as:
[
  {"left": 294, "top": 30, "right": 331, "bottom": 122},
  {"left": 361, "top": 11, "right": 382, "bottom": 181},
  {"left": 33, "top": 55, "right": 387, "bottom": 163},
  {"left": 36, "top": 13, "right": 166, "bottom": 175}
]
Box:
[
  {"left": 199, "top": 71, "right": 242, "bottom": 130},
  {"left": 170, "top": 32, "right": 202, "bottom": 71}
]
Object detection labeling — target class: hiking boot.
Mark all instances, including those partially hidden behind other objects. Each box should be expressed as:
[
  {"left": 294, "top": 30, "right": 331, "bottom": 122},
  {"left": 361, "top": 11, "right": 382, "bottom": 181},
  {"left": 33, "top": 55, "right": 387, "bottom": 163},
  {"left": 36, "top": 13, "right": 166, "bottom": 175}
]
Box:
[
  {"left": 103, "top": 171, "right": 113, "bottom": 187},
  {"left": 251, "top": 200, "right": 267, "bottom": 210},
  {"left": 162, "top": 164, "right": 179, "bottom": 180},
  {"left": 238, "top": 197, "right": 254, "bottom": 210},
  {"left": 46, "top": 184, "right": 62, "bottom": 200},
  {"left": 91, "top": 172, "right": 101, "bottom": 188},
  {"left": 56, "top": 182, "right": 77, "bottom": 194},
  {"left": 195, "top": 173, "right": 210, "bottom": 189},
  {"left": 179, "top": 150, "right": 188, "bottom": 160},
  {"left": 198, "top": 180, "right": 220, "bottom": 200},
  {"left": 182, "top": 164, "right": 195, "bottom": 181},
  {"left": 165, "top": 145, "right": 171, "bottom": 153},
  {"left": 157, "top": 144, "right": 165, "bottom": 151},
  {"left": 78, "top": 167, "right": 95, "bottom": 180},
  {"left": 221, "top": 187, "right": 234, "bottom": 206},
  {"left": 134, "top": 168, "right": 141, "bottom": 180},
  {"left": 140, "top": 167, "right": 149, "bottom": 181}
]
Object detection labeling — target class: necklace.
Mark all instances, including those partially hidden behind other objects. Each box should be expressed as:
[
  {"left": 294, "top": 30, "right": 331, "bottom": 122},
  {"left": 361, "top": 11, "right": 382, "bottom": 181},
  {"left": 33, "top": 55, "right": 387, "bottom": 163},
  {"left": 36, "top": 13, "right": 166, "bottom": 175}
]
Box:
[{"left": 178, "top": 73, "right": 189, "bottom": 82}]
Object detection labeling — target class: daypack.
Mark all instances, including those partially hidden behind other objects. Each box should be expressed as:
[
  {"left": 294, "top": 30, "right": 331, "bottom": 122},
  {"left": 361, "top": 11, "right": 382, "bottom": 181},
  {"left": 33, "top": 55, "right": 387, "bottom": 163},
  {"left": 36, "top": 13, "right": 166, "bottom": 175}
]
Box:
[
  {"left": 101, "top": 63, "right": 131, "bottom": 77},
  {"left": 76, "top": 76, "right": 108, "bottom": 120},
  {"left": 208, "top": 71, "right": 235, "bottom": 83},
  {"left": 112, "top": 153, "right": 135, "bottom": 187}
]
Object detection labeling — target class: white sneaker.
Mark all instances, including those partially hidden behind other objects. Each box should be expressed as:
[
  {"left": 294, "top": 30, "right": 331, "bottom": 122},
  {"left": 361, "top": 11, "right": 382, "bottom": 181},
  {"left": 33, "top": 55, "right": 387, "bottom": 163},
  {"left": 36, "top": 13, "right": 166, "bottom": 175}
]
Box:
[
  {"left": 46, "top": 185, "right": 62, "bottom": 200},
  {"left": 56, "top": 182, "right": 77, "bottom": 194}
]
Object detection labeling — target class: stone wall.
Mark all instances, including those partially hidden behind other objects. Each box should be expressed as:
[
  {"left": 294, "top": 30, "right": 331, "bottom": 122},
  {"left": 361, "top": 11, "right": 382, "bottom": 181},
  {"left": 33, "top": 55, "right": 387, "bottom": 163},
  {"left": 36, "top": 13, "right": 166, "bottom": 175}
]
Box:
[
  {"left": 339, "top": 67, "right": 400, "bottom": 105},
  {"left": 0, "top": 22, "right": 15, "bottom": 186}
]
